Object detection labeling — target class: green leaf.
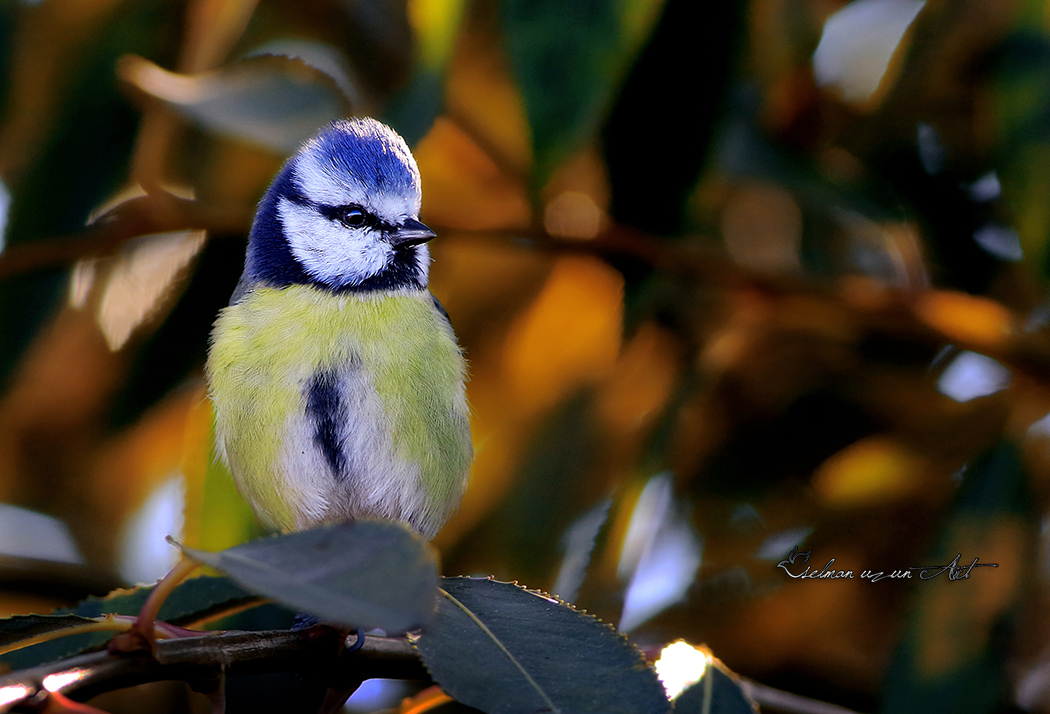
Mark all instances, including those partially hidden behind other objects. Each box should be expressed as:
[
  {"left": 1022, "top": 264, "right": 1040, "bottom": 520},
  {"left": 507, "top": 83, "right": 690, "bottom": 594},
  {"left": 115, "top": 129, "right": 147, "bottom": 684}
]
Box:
[
  {"left": 0, "top": 615, "right": 99, "bottom": 650},
  {"left": 57, "top": 574, "right": 257, "bottom": 624},
  {"left": 414, "top": 577, "right": 671, "bottom": 714},
  {"left": 180, "top": 521, "right": 439, "bottom": 634},
  {"left": 120, "top": 54, "right": 352, "bottom": 154},
  {"left": 0, "top": 575, "right": 260, "bottom": 670},
  {"left": 501, "top": 0, "right": 664, "bottom": 186},
  {"left": 673, "top": 663, "right": 757, "bottom": 713},
  {"left": 383, "top": 0, "right": 466, "bottom": 145},
  {"left": 0, "top": 618, "right": 114, "bottom": 673}
]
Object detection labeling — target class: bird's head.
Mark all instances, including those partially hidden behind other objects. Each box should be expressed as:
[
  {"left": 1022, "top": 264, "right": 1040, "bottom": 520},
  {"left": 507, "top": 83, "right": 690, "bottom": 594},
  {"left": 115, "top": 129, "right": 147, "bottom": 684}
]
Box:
[{"left": 245, "top": 118, "right": 435, "bottom": 292}]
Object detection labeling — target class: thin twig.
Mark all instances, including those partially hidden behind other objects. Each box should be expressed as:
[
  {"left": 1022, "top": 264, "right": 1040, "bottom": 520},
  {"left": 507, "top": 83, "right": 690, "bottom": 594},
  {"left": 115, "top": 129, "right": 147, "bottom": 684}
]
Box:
[
  {"left": 739, "top": 679, "right": 865, "bottom": 714},
  {"left": 113, "top": 555, "right": 199, "bottom": 654}
]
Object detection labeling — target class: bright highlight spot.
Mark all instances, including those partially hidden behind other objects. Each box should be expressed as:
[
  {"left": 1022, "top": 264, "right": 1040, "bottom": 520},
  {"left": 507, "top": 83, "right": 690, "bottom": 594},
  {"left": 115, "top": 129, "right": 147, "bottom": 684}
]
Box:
[
  {"left": 543, "top": 191, "right": 604, "bottom": 240},
  {"left": 936, "top": 351, "right": 1010, "bottom": 403},
  {"left": 618, "top": 473, "right": 703, "bottom": 632},
  {"left": 43, "top": 669, "right": 87, "bottom": 692},
  {"left": 756, "top": 527, "right": 813, "bottom": 561},
  {"left": 552, "top": 499, "right": 611, "bottom": 603},
  {"left": 969, "top": 171, "right": 1001, "bottom": 202},
  {"left": 0, "top": 685, "right": 32, "bottom": 707},
  {"left": 655, "top": 640, "right": 710, "bottom": 699},
  {"left": 0, "top": 178, "right": 10, "bottom": 254},
  {"left": 0, "top": 503, "right": 83, "bottom": 564},
  {"left": 1028, "top": 411, "right": 1050, "bottom": 440},
  {"left": 118, "top": 474, "right": 186, "bottom": 585},
  {"left": 813, "top": 0, "right": 926, "bottom": 104},
  {"left": 96, "top": 230, "right": 205, "bottom": 350},
  {"left": 68, "top": 260, "right": 98, "bottom": 309},
  {"left": 973, "top": 223, "right": 1022, "bottom": 262},
  {"left": 345, "top": 679, "right": 414, "bottom": 713}
]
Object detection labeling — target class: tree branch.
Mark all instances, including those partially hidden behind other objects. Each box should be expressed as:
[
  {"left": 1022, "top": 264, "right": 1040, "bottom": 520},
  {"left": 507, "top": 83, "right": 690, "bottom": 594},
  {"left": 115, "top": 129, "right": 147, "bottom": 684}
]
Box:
[
  {"left": 0, "top": 628, "right": 427, "bottom": 710},
  {"left": 0, "top": 192, "right": 251, "bottom": 279},
  {"left": 740, "top": 678, "right": 865, "bottom": 714},
  {"left": 440, "top": 223, "right": 1050, "bottom": 383},
  {"left": 4, "top": 191, "right": 1050, "bottom": 385}
]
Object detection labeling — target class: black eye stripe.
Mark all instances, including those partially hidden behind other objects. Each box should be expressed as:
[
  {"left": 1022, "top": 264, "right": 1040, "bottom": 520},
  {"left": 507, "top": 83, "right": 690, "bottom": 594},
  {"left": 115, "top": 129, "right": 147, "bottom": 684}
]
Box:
[
  {"left": 316, "top": 203, "right": 370, "bottom": 227},
  {"left": 312, "top": 203, "right": 400, "bottom": 233}
]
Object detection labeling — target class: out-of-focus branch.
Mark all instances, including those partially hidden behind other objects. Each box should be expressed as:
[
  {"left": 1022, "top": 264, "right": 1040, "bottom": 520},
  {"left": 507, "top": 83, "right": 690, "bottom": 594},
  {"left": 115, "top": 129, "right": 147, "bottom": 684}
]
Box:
[
  {"left": 0, "top": 192, "right": 251, "bottom": 279},
  {"left": 740, "top": 678, "right": 865, "bottom": 714},
  {"left": 444, "top": 223, "right": 1050, "bottom": 384},
  {"left": 0, "top": 628, "right": 426, "bottom": 711},
  {"left": 5, "top": 194, "right": 1050, "bottom": 385}
]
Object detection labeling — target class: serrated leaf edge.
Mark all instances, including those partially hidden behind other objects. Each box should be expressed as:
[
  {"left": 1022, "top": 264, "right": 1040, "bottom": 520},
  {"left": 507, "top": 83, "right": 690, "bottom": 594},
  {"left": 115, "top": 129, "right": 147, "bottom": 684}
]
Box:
[
  {"left": 441, "top": 576, "right": 657, "bottom": 666},
  {"left": 56, "top": 585, "right": 148, "bottom": 617},
  {"left": 432, "top": 576, "right": 669, "bottom": 711}
]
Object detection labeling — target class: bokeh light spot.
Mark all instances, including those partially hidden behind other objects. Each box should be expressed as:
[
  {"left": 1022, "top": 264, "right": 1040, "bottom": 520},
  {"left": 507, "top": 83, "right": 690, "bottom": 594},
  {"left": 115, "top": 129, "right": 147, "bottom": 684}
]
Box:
[{"left": 655, "top": 640, "right": 710, "bottom": 699}]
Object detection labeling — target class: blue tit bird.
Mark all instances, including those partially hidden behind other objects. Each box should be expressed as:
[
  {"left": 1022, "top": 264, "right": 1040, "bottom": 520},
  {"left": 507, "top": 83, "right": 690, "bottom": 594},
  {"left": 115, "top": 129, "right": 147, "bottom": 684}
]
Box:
[{"left": 206, "top": 117, "right": 472, "bottom": 540}]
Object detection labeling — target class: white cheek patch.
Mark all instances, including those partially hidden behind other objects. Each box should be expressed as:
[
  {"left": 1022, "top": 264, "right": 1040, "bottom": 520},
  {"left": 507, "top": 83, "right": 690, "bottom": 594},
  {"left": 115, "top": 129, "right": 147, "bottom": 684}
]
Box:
[
  {"left": 414, "top": 243, "right": 431, "bottom": 288},
  {"left": 278, "top": 197, "right": 391, "bottom": 287}
]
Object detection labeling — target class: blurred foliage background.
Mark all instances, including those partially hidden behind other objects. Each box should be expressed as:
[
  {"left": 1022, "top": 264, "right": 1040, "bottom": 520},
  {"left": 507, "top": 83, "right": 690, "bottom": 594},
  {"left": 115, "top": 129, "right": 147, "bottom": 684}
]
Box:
[{"left": 0, "top": 0, "right": 1049, "bottom": 711}]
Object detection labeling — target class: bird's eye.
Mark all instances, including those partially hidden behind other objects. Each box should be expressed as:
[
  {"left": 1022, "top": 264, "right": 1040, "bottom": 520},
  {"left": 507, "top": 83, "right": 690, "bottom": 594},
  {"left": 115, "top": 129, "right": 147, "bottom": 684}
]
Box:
[{"left": 339, "top": 206, "right": 368, "bottom": 228}]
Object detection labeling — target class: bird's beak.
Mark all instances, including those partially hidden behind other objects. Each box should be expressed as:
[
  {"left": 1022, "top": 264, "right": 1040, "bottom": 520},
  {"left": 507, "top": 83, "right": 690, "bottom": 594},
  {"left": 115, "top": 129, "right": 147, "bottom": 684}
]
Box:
[{"left": 389, "top": 218, "right": 437, "bottom": 248}]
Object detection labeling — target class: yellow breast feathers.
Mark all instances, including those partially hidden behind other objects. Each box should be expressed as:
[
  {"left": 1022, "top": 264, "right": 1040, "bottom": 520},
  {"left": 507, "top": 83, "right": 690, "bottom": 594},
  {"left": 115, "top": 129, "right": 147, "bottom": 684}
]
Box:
[{"left": 206, "top": 284, "right": 471, "bottom": 537}]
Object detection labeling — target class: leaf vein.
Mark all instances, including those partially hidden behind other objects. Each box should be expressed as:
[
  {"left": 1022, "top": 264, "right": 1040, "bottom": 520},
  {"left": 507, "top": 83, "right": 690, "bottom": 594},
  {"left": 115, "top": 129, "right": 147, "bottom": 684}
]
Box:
[{"left": 439, "top": 587, "right": 561, "bottom": 714}]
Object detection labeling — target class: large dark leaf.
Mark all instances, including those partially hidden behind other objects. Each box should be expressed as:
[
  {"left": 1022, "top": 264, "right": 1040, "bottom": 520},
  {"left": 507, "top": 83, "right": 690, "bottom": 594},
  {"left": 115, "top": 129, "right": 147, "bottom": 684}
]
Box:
[
  {"left": 382, "top": 0, "right": 466, "bottom": 145},
  {"left": 120, "top": 54, "right": 352, "bottom": 154},
  {"left": 501, "top": 0, "right": 664, "bottom": 187},
  {"left": 415, "top": 577, "right": 671, "bottom": 714},
  {"left": 181, "top": 520, "right": 439, "bottom": 634},
  {"left": 603, "top": 0, "right": 743, "bottom": 239}
]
